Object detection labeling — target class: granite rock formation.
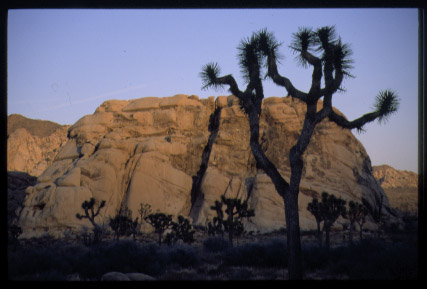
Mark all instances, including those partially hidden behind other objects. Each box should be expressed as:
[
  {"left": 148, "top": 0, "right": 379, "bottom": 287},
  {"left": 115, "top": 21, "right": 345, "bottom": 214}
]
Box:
[
  {"left": 373, "top": 165, "right": 418, "bottom": 214},
  {"left": 14, "top": 94, "right": 402, "bottom": 238},
  {"left": 7, "top": 114, "right": 70, "bottom": 176}
]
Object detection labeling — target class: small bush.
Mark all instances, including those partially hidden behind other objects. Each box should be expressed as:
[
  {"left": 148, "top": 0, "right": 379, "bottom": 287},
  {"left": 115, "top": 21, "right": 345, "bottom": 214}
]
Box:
[
  {"left": 203, "top": 236, "right": 231, "bottom": 253},
  {"left": 164, "top": 245, "right": 200, "bottom": 268},
  {"left": 223, "top": 238, "right": 287, "bottom": 268}
]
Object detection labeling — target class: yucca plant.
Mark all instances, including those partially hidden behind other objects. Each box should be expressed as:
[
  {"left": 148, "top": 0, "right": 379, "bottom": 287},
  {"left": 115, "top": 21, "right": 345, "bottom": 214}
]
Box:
[{"left": 200, "top": 27, "right": 399, "bottom": 279}]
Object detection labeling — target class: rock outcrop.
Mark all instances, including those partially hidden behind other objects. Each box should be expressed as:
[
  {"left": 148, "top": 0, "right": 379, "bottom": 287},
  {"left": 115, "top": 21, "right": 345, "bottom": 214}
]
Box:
[
  {"left": 7, "top": 114, "right": 70, "bottom": 176},
  {"left": 15, "top": 94, "right": 402, "bottom": 238},
  {"left": 373, "top": 165, "right": 418, "bottom": 214}
]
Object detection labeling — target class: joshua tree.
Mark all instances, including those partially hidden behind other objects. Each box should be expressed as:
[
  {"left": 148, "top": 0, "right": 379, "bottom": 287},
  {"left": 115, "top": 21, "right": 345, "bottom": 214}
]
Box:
[
  {"left": 109, "top": 205, "right": 139, "bottom": 241},
  {"left": 200, "top": 27, "right": 398, "bottom": 279},
  {"left": 164, "top": 215, "right": 196, "bottom": 245},
  {"left": 145, "top": 213, "right": 174, "bottom": 245},
  {"left": 207, "top": 195, "right": 255, "bottom": 246},
  {"left": 319, "top": 192, "right": 347, "bottom": 249},
  {"left": 307, "top": 192, "right": 347, "bottom": 248},
  {"left": 76, "top": 198, "right": 106, "bottom": 244},
  {"left": 348, "top": 201, "right": 369, "bottom": 241},
  {"left": 307, "top": 197, "right": 324, "bottom": 247}
]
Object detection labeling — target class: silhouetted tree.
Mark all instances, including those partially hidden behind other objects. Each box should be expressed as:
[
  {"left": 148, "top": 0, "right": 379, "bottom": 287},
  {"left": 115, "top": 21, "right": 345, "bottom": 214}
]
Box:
[
  {"left": 319, "top": 192, "right": 347, "bottom": 249},
  {"left": 348, "top": 201, "right": 369, "bottom": 241},
  {"left": 164, "top": 215, "right": 196, "bottom": 245},
  {"left": 207, "top": 195, "right": 255, "bottom": 246},
  {"left": 109, "top": 205, "right": 139, "bottom": 241},
  {"left": 76, "top": 198, "right": 106, "bottom": 244},
  {"left": 145, "top": 213, "right": 174, "bottom": 245},
  {"left": 201, "top": 27, "right": 399, "bottom": 279},
  {"left": 307, "top": 197, "right": 324, "bottom": 247}
]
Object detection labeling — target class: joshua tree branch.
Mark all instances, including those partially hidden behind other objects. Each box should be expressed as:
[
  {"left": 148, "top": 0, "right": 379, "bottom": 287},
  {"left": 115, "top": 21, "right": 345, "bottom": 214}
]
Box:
[
  {"left": 329, "top": 110, "right": 380, "bottom": 131},
  {"left": 265, "top": 52, "right": 308, "bottom": 102}
]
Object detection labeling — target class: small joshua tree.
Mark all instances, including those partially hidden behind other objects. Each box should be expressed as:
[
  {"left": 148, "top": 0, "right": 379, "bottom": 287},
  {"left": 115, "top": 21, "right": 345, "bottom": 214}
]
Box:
[
  {"left": 307, "top": 192, "right": 346, "bottom": 249},
  {"left": 320, "top": 192, "right": 347, "bottom": 249},
  {"left": 207, "top": 195, "right": 255, "bottom": 246},
  {"left": 348, "top": 201, "right": 369, "bottom": 241},
  {"left": 145, "top": 213, "right": 174, "bottom": 245},
  {"left": 165, "top": 215, "right": 196, "bottom": 245},
  {"left": 109, "top": 205, "right": 139, "bottom": 241},
  {"left": 307, "top": 197, "right": 324, "bottom": 247},
  {"left": 76, "top": 198, "right": 106, "bottom": 244}
]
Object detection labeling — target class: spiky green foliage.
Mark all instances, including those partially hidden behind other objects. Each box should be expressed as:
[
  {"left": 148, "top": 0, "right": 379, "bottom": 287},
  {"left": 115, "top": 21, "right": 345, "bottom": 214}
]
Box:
[
  {"left": 145, "top": 213, "right": 174, "bottom": 245},
  {"left": 373, "top": 90, "right": 400, "bottom": 124},
  {"left": 237, "top": 33, "right": 263, "bottom": 83},
  {"left": 200, "top": 62, "right": 222, "bottom": 90},
  {"left": 314, "top": 26, "right": 337, "bottom": 50},
  {"left": 289, "top": 27, "right": 316, "bottom": 67},
  {"left": 332, "top": 38, "right": 354, "bottom": 78},
  {"left": 257, "top": 28, "right": 282, "bottom": 59}
]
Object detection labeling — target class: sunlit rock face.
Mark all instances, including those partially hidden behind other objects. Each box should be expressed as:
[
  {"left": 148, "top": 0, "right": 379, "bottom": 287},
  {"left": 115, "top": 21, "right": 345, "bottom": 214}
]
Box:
[
  {"left": 14, "top": 94, "right": 401, "bottom": 238},
  {"left": 7, "top": 114, "right": 70, "bottom": 177},
  {"left": 373, "top": 165, "right": 418, "bottom": 214}
]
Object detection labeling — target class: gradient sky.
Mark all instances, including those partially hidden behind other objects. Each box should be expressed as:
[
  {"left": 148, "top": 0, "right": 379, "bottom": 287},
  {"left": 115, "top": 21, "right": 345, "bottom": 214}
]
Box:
[{"left": 7, "top": 8, "right": 418, "bottom": 172}]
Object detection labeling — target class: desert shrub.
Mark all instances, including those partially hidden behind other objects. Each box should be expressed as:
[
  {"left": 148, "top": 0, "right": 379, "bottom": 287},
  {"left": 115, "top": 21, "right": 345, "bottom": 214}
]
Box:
[
  {"left": 301, "top": 238, "right": 417, "bottom": 279},
  {"left": 8, "top": 245, "right": 73, "bottom": 279},
  {"left": 223, "top": 238, "right": 287, "bottom": 268},
  {"left": 203, "top": 236, "right": 231, "bottom": 253},
  {"left": 74, "top": 240, "right": 167, "bottom": 278},
  {"left": 163, "top": 244, "right": 200, "bottom": 268}
]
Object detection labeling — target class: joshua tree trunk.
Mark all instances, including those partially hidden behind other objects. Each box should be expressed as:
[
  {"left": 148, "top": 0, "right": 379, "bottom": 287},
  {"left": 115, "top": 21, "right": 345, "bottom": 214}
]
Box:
[
  {"left": 201, "top": 27, "right": 399, "bottom": 280},
  {"left": 324, "top": 225, "right": 331, "bottom": 249},
  {"left": 316, "top": 221, "right": 323, "bottom": 247}
]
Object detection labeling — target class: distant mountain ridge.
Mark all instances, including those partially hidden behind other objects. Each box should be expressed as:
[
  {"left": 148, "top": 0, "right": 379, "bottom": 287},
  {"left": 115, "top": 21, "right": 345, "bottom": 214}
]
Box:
[
  {"left": 373, "top": 165, "right": 418, "bottom": 214},
  {"left": 7, "top": 114, "right": 70, "bottom": 176},
  {"left": 7, "top": 114, "right": 67, "bottom": 138}
]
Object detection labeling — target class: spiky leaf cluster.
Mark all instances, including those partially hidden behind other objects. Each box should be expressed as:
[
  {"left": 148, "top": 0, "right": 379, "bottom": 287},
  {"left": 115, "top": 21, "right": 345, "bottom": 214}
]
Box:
[
  {"left": 200, "top": 62, "right": 222, "bottom": 90},
  {"left": 288, "top": 26, "right": 354, "bottom": 78},
  {"left": 373, "top": 90, "right": 400, "bottom": 124}
]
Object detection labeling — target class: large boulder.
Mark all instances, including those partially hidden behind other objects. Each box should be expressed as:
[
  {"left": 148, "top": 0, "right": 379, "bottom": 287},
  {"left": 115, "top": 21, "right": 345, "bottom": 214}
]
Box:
[{"left": 15, "top": 94, "right": 402, "bottom": 238}]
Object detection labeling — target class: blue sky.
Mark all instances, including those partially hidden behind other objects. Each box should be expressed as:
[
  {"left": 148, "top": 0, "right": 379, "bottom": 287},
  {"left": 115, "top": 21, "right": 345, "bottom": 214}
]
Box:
[{"left": 7, "top": 8, "right": 418, "bottom": 172}]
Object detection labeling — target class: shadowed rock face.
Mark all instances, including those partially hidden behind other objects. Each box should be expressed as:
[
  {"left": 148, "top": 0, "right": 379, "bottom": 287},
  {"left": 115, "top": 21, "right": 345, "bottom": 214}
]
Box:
[{"left": 14, "top": 94, "right": 402, "bottom": 238}]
